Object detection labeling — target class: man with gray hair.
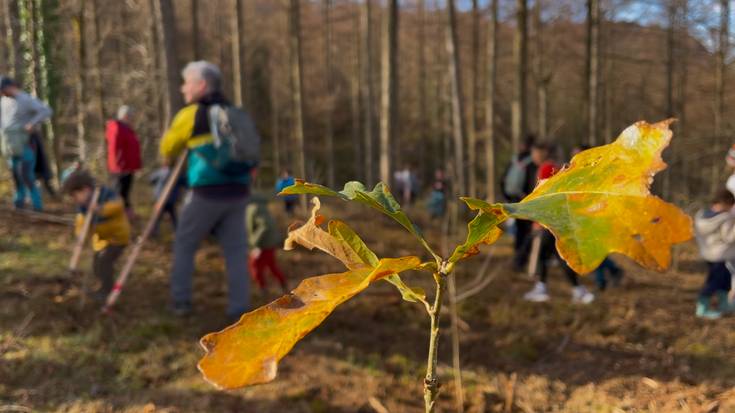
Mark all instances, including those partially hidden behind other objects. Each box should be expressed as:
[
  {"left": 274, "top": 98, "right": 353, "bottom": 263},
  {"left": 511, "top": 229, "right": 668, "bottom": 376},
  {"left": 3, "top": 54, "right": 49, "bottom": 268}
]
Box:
[
  {"left": 0, "top": 76, "right": 53, "bottom": 210},
  {"left": 160, "top": 61, "right": 257, "bottom": 321},
  {"left": 106, "top": 104, "right": 141, "bottom": 215}
]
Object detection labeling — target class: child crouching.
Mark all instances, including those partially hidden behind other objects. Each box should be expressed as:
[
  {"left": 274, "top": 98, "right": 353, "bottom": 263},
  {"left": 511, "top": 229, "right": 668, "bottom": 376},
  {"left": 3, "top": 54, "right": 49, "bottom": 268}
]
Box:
[
  {"left": 694, "top": 189, "right": 735, "bottom": 319},
  {"left": 62, "top": 170, "right": 130, "bottom": 301}
]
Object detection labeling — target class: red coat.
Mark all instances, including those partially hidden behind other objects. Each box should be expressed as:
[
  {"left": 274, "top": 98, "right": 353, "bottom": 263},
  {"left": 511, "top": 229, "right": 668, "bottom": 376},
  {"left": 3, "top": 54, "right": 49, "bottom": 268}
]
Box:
[
  {"left": 537, "top": 160, "right": 558, "bottom": 180},
  {"left": 106, "top": 120, "right": 142, "bottom": 173}
]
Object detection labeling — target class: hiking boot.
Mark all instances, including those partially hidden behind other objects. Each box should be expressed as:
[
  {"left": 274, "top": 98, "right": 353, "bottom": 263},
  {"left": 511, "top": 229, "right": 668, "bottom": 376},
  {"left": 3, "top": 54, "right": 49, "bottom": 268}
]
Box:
[
  {"left": 523, "top": 282, "right": 550, "bottom": 302},
  {"left": 171, "top": 302, "right": 193, "bottom": 317},
  {"left": 696, "top": 297, "right": 722, "bottom": 320},
  {"left": 571, "top": 286, "right": 595, "bottom": 304}
]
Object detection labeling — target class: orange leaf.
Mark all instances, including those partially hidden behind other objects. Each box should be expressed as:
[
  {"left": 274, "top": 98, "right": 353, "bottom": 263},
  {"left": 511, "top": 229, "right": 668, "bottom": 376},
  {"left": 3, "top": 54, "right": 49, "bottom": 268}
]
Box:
[
  {"left": 284, "top": 197, "right": 366, "bottom": 270},
  {"left": 197, "top": 256, "right": 421, "bottom": 389}
]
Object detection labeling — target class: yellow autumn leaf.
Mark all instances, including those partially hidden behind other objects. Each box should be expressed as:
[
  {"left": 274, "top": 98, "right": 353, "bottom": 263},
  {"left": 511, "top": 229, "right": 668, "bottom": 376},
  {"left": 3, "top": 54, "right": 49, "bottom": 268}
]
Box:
[
  {"left": 505, "top": 119, "right": 693, "bottom": 274},
  {"left": 197, "top": 256, "right": 421, "bottom": 389}
]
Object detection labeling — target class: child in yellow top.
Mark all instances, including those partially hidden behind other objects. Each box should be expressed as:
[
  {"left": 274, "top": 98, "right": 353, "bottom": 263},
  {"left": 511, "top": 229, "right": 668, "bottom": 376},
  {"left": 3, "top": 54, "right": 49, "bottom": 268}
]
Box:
[{"left": 62, "top": 170, "right": 130, "bottom": 300}]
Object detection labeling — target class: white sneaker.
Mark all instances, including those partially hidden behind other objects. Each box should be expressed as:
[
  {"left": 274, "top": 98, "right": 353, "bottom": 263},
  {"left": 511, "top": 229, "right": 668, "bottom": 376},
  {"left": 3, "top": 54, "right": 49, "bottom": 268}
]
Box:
[
  {"left": 524, "top": 282, "right": 550, "bottom": 302},
  {"left": 571, "top": 286, "right": 595, "bottom": 304}
]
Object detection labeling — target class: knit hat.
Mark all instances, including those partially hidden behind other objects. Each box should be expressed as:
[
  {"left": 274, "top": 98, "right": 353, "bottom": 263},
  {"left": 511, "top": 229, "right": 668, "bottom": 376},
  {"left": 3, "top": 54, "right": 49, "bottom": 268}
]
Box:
[{"left": 61, "top": 169, "right": 95, "bottom": 194}]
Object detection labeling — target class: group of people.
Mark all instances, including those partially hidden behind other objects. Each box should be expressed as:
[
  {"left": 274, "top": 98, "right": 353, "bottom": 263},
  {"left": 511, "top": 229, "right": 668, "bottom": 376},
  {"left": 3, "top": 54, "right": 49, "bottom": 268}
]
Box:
[
  {"left": 0, "top": 61, "right": 289, "bottom": 323},
  {"left": 10, "top": 59, "right": 735, "bottom": 322},
  {"left": 500, "top": 137, "right": 624, "bottom": 305}
]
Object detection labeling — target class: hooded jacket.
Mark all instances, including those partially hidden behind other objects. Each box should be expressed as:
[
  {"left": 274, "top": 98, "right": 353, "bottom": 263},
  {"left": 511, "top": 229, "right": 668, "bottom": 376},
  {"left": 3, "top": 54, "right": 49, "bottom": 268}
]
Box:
[{"left": 694, "top": 208, "right": 735, "bottom": 262}]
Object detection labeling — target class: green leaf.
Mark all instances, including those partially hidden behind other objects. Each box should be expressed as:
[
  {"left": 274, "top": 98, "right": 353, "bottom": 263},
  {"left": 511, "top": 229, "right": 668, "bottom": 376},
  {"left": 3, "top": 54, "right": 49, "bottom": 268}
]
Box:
[
  {"left": 503, "top": 120, "right": 692, "bottom": 274},
  {"left": 328, "top": 219, "right": 425, "bottom": 302},
  {"left": 198, "top": 256, "right": 422, "bottom": 390},
  {"left": 281, "top": 180, "right": 440, "bottom": 262},
  {"left": 449, "top": 198, "right": 508, "bottom": 264}
]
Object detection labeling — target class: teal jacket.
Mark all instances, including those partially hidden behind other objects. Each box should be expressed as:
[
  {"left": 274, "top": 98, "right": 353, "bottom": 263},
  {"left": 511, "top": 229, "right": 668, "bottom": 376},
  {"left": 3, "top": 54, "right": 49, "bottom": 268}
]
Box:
[{"left": 159, "top": 93, "right": 251, "bottom": 188}]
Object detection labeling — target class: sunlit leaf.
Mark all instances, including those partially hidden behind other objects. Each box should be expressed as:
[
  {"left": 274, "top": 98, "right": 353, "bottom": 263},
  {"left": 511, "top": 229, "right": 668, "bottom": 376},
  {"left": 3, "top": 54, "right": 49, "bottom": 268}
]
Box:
[
  {"left": 280, "top": 180, "right": 439, "bottom": 261},
  {"left": 284, "top": 197, "right": 365, "bottom": 270},
  {"left": 286, "top": 197, "right": 425, "bottom": 302},
  {"left": 448, "top": 198, "right": 508, "bottom": 264},
  {"left": 198, "top": 256, "right": 421, "bottom": 389},
  {"left": 504, "top": 120, "right": 692, "bottom": 274}
]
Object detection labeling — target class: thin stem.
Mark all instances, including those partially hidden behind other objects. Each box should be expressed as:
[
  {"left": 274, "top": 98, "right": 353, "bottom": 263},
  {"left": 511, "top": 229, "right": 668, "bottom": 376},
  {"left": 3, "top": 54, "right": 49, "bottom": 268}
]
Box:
[{"left": 424, "top": 269, "right": 447, "bottom": 413}]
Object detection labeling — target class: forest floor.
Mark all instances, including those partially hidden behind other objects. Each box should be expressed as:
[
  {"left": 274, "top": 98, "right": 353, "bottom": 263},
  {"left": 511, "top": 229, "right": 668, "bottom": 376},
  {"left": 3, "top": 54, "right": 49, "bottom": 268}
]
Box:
[{"left": 2, "top": 187, "right": 735, "bottom": 413}]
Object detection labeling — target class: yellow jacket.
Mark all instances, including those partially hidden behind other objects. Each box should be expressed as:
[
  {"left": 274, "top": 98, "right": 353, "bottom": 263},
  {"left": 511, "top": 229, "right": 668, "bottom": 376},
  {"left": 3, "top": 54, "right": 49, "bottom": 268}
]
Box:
[{"left": 74, "top": 187, "right": 130, "bottom": 251}]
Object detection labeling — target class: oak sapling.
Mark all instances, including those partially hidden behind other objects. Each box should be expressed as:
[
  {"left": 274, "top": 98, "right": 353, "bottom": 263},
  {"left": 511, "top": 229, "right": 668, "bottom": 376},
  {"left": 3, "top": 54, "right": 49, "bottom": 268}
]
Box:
[{"left": 197, "top": 120, "right": 692, "bottom": 413}]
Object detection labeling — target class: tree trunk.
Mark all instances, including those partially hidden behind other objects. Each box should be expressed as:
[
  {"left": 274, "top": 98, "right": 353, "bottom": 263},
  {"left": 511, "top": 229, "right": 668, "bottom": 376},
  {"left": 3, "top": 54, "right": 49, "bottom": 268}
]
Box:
[
  {"left": 4, "top": 0, "right": 23, "bottom": 83},
  {"left": 446, "top": 0, "right": 466, "bottom": 197},
  {"left": 533, "top": 0, "right": 548, "bottom": 140},
  {"left": 467, "top": 0, "right": 479, "bottom": 198},
  {"left": 713, "top": 0, "right": 728, "bottom": 192},
  {"left": 37, "top": 0, "right": 62, "bottom": 182},
  {"left": 154, "top": 0, "right": 181, "bottom": 126},
  {"left": 379, "top": 0, "right": 398, "bottom": 185},
  {"left": 512, "top": 0, "right": 528, "bottom": 153},
  {"left": 351, "top": 5, "right": 363, "bottom": 181},
  {"left": 587, "top": 0, "right": 600, "bottom": 146},
  {"left": 323, "top": 0, "right": 335, "bottom": 188},
  {"left": 147, "top": 0, "right": 165, "bottom": 134},
  {"left": 678, "top": 0, "right": 689, "bottom": 197},
  {"left": 191, "top": 0, "right": 200, "bottom": 60},
  {"left": 73, "top": 0, "right": 88, "bottom": 161},
  {"left": 289, "top": 0, "right": 307, "bottom": 209},
  {"left": 26, "top": 0, "right": 42, "bottom": 97},
  {"left": 666, "top": 0, "right": 676, "bottom": 118},
  {"left": 361, "top": 0, "right": 375, "bottom": 186},
  {"left": 485, "top": 0, "right": 498, "bottom": 202},
  {"left": 90, "top": 0, "right": 106, "bottom": 124},
  {"left": 418, "top": 0, "right": 428, "bottom": 185},
  {"left": 603, "top": 8, "right": 615, "bottom": 144},
  {"left": 270, "top": 57, "right": 281, "bottom": 178},
  {"left": 231, "top": 0, "right": 245, "bottom": 107}
]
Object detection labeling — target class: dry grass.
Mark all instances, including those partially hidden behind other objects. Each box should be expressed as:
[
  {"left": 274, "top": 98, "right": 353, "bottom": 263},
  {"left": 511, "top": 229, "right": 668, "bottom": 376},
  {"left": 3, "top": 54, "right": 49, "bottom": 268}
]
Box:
[{"left": 1, "top": 195, "right": 735, "bottom": 412}]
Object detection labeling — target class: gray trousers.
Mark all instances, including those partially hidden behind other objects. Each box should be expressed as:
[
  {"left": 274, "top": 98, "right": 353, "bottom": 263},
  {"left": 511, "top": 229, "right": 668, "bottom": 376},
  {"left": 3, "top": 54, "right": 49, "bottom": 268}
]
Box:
[{"left": 171, "top": 191, "right": 250, "bottom": 316}]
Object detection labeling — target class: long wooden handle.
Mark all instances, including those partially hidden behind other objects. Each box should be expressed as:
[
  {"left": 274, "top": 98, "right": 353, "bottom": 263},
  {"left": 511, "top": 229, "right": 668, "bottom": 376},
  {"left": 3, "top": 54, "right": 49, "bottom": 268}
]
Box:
[
  {"left": 103, "top": 151, "right": 188, "bottom": 313},
  {"left": 69, "top": 186, "right": 102, "bottom": 272},
  {"left": 526, "top": 231, "right": 542, "bottom": 279}
]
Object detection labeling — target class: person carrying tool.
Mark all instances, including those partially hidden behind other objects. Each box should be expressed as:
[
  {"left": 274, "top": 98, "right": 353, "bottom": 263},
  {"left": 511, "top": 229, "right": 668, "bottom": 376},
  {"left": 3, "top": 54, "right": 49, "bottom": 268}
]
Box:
[
  {"left": 0, "top": 76, "right": 53, "bottom": 211},
  {"left": 160, "top": 61, "right": 260, "bottom": 321},
  {"left": 62, "top": 170, "right": 130, "bottom": 301}
]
